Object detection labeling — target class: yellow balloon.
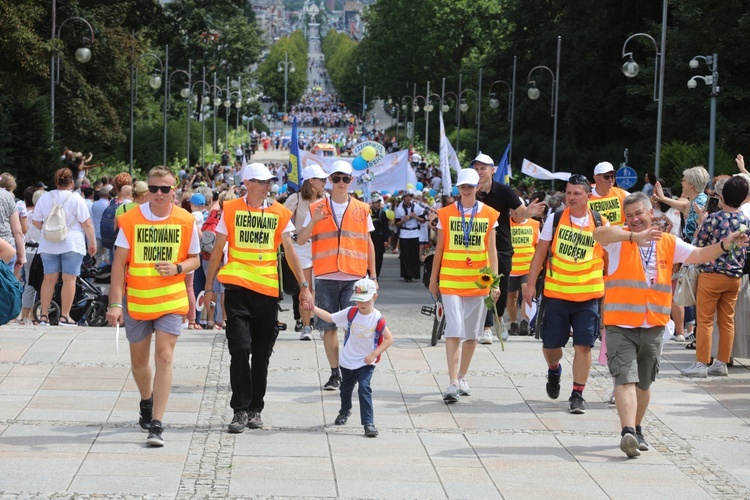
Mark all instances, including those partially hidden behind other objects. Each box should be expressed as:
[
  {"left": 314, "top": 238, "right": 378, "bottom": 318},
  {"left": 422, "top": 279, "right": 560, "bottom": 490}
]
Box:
[
  {"left": 355, "top": 189, "right": 363, "bottom": 196},
  {"left": 386, "top": 209, "right": 395, "bottom": 220},
  {"left": 361, "top": 145, "right": 377, "bottom": 162},
  {"left": 406, "top": 183, "right": 415, "bottom": 190}
]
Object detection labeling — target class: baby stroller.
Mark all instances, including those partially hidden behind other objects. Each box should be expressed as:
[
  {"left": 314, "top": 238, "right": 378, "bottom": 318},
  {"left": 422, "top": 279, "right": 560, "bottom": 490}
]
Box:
[
  {"left": 28, "top": 253, "right": 109, "bottom": 326},
  {"left": 420, "top": 253, "right": 446, "bottom": 346}
]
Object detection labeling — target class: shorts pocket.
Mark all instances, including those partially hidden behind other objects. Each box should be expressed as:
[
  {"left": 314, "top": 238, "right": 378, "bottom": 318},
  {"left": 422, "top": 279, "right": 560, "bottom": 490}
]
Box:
[{"left": 606, "top": 351, "right": 620, "bottom": 378}]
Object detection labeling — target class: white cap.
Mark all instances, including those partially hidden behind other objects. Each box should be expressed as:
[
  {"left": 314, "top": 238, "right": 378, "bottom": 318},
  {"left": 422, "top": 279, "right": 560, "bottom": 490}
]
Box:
[
  {"left": 351, "top": 278, "right": 377, "bottom": 302},
  {"left": 242, "top": 163, "right": 278, "bottom": 181},
  {"left": 456, "top": 168, "right": 480, "bottom": 186},
  {"left": 470, "top": 152, "right": 495, "bottom": 167},
  {"left": 370, "top": 193, "right": 382, "bottom": 202},
  {"left": 593, "top": 161, "right": 615, "bottom": 175},
  {"left": 330, "top": 160, "right": 353, "bottom": 175},
  {"left": 302, "top": 164, "right": 328, "bottom": 181}
]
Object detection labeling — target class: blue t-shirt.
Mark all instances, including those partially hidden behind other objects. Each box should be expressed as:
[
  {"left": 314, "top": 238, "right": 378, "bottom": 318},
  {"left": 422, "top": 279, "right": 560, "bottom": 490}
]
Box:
[{"left": 683, "top": 192, "right": 708, "bottom": 242}]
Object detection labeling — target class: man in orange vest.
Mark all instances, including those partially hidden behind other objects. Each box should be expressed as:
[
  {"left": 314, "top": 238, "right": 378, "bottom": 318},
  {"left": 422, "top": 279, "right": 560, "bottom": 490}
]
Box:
[
  {"left": 508, "top": 213, "right": 540, "bottom": 335},
  {"left": 297, "top": 160, "right": 377, "bottom": 391},
  {"left": 107, "top": 166, "right": 200, "bottom": 447},
  {"left": 203, "top": 163, "right": 313, "bottom": 433},
  {"left": 588, "top": 161, "right": 629, "bottom": 226},
  {"left": 593, "top": 192, "right": 747, "bottom": 458},
  {"left": 523, "top": 175, "right": 607, "bottom": 414}
]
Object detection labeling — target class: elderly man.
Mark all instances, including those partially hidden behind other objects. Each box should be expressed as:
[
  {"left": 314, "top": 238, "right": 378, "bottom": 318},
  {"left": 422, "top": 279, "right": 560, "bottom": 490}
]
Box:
[
  {"left": 588, "top": 161, "right": 629, "bottom": 226},
  {"left": 593, "top": 192, "right": 747, "bottom": 457}
]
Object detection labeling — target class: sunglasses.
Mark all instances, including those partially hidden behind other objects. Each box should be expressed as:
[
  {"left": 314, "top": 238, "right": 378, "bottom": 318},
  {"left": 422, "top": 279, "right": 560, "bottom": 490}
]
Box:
[
  {"left": 148, "top": 185, "right": 173, "bottom": 194},
  {"left": 599, "top": 174, "right": 615, "bottom": 180},
  {"left": 568, "top": 174, "right": 590, "bottom": 186},
  {"left": 331, "top": 175, "right": 352, "bottom": 184},
  {"left": 249, "top": 179, "right": 272, "bottom": 185}
]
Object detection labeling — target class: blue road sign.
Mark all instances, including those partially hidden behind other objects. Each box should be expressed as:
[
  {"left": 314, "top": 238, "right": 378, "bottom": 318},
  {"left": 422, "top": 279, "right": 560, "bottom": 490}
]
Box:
[{"left": 616, "top": 166, "right": 638, "bottom": 190}]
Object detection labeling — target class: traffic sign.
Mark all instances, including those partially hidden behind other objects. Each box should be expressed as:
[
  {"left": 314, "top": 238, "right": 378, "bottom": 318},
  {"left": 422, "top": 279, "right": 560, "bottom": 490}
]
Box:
[{"left": 616, "top": 166, "right": 638, "bottom": 190}]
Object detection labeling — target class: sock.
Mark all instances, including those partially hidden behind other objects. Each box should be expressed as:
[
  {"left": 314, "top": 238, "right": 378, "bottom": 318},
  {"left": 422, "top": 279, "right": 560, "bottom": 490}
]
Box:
[
  {"left": 635, "top": 425, "right": 643, "bottom": 435},
  {"left": 621, "top": 426, "right": 635, "bottom": 437},
  {"left": 332, "top": 367, "right": 341, "bottom": 378},
  {"left": 449, "top": 378, "right": 458, "bottom": 386},
  {"left": 572, "top": 382, "right": 586, "bottom": 394},
  {"left": 458, "top": 373, "right": 466, "bottom": 380},
  {"left": 548, "top": 363, "right": 561, "bottom": 375}
]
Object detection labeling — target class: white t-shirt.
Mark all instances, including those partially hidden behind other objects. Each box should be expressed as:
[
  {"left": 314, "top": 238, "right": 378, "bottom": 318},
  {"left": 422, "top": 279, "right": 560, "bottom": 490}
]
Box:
[
  {"left": 395, "top": 202, "right": 425, "bottom": 239},
  {"left": 430, "top": 176, "right": 442, "bottom": 191},
  {"left": 114, "top": 203, "right": 201, "bottom": 255},
  {"left": 331, "top": 306, "right": 386, "bottom": 370},
  {"left": 740, "top": 202, "right": 750, "bottom": 221},
  {"left": 539, "top": 211, "right": 609, "bottom": 241},
  {"left": 32, "top": 189, "right": 91, "bottom": 255},
  {"left": 302, "top": 198, "right": 375, "bottom": 281}
]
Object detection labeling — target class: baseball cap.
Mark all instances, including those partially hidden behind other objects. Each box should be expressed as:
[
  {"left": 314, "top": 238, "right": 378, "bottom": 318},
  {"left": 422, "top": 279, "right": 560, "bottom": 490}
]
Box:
[
  {"left": 594, "top": 161, "right": 615, "bottom": 176},
  {"left": 330, "top": 160, "right": 353, "bottom": 175},
  {"left": 242, "top": 163, "right": 278, "bottom": 181},
  {"left": 35, "top": 181, "right": 47, "bottom": 189},
  {"left": 456, "top": 168, "right": 480, "bottom": 186},
  {"left": 351, "top": 278, "right": 377, "bottom": 302},
  {"left": 370, "top": 193, "right": 382, "bottom": 203},
  {"left": 190, "top": 193, "right": 206, "bottom": 206},
  {"left": 470, "top": 153, "right": 495, "bottom": 167},
  {"left": 302, "top": 164, "right": 328, "bottom": 181}
]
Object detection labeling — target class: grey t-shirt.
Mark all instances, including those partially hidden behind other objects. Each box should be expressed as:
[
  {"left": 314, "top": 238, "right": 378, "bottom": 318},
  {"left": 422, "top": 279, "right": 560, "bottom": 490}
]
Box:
[{"left": 0, "top": 189, "right": 18, "bottom": 246}]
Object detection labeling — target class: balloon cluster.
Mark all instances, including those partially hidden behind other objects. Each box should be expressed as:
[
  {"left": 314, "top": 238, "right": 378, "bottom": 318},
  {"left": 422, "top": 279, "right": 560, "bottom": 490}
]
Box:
[{"left": 352, "top": 145, "right": 377, "bottom": 171}]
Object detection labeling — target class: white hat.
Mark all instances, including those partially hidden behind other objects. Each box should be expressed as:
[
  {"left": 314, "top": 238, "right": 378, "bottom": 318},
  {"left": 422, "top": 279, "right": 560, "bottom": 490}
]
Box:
[
  {"left": 302, "top": 164, "right": 328, "bottom": 181},
  {"left": 242, "top": 163, "right": 278, "bottom": 181},
  {"left": 593, "top": 161, "right": 615, "bottom": 176},
  {"left": 456, "top": 168, "right": 480, "bottom": 186},
  {"left": 351, "top": 278, "right": 377, "bottom": 302},
  {"left": 470, "top": 152, "right": 495, "bottom": 167},
  {"left": 370, "top": 193, "right": 382, "bottom": 203},
  {"left": 330, "top": 160, "right": 353, "bottom": 175}
]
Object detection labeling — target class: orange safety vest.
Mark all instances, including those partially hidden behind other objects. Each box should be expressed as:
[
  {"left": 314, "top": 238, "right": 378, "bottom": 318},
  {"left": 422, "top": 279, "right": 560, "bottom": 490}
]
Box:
[
  {"left": 510, "top": 218, "right": 540, "bottom": 276},
  {"left": 310, "top": 196, "right": 371, "bottom": 277},
  {"left": 603, "top": 234, "right": 675, "bottom": 327},
  {"left": 437, "top": 202, "right": 500, "bottom": 296},
  {"left": 118, "top": 205, "right": 195, "bottom": 320},
  {"left": 218, "top": 197, "right": 292, "bottom": 297},
  {"left": 544, "top": 209, "right": 605, "bottom": 301},
  {"left": 588, "top": 186, "right": 629, "bottom": 226}
]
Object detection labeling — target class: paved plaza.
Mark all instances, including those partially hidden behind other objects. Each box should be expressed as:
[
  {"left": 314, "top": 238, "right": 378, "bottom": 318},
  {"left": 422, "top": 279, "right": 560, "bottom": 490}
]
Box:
[{"left": 0, "top": 251, "right": 749, "bottom": 499}]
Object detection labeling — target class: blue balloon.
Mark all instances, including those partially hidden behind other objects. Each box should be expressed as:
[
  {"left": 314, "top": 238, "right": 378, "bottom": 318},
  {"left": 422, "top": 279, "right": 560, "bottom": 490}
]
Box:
[
  {"left": 416, "top": 182, "right": 424, "bottom": 191},
  {"left": 352, "top": 156, "right": 367, "bottom": 171},
  {"left": 429, "top": 189, "right": 437, "bottom": 197},
  {"left": 451, "top": 186, "right": 459, "bottom": 196},
  {"left": 380, "top": 190, "right": 390, "bottom": 196},
  {"left": 279, "top": 183, "right": 288, "bottom": 194}
]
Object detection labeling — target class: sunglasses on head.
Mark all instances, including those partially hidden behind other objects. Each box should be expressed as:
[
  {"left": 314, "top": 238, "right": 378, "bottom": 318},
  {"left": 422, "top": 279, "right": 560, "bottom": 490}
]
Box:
[
  {"left": 249, "top": 179, "right": 272, "bottom": 185},
  {"left": 148, "top": 185, "right": 173, "bottom": 194},
  {"left": 568, "top": 174, "right": 590, "bottom": 186},
  {"left": 331, "top": 175, "right": 352, "bottom": 184}
]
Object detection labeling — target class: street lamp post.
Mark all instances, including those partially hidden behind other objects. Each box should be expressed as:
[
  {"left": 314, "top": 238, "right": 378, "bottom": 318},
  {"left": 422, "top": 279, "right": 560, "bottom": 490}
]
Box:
[
  {"left": 50, "top": 7, "right": 95, "bottom": 144},
  {"left": 168, "top": 59, "right": 192, "bottom": 168},
  {"left": 489, "top": 59, "right": 517, "bottom": 168},
  {"left": 278, "top": 52, "right": 296, "bottom": 134},
  {"left": 129, "top": 47, "right": 168, "bottom": 175},
  {"left": 189, "top": 75, "right": 210, "bottom": 169},
  {"left": 455, "top": 86, "right": 477, "bottom": 156},
  {"left": 688, "top": 53, "right": 720, "bottom": 180},
  {"left": 527, "top": 35, "right": 561, "bottom": 188},
  {"left": 621, "top": 0, "right": 667, "bottom": 178}
]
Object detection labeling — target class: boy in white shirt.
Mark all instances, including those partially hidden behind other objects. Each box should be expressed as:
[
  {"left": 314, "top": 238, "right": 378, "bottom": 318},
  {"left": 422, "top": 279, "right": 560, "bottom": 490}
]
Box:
[{"left": 314, "top": 278, "right": 393, "bottom": 437}]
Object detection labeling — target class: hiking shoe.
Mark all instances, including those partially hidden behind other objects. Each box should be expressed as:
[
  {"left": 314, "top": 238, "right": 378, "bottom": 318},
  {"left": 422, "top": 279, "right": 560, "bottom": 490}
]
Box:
[
  {"left": 707, "top": 360, "right": 728, "bottom": 377},
  {"left": 294, "top": 320, "right": 303, "bottom": 332},
  {"left": 299, "top": 326, "right": 313, "bottom": 341},
  {"left": 146, "top": 420, "right": 164, "bottom": 447},
  {"left": 364, "top": 424, "right": 379, "bottom": 437},
  {"left": 635, "top": 431, "right": 650, "bottom": 451},
  {"left": 681, "top": 362, "right": 708, "bottom": 378},
  {"left": 672, "top": 334, "right": 686, "bottom": 342},
  {"left": 228, "top": 410, "right": 249, "bottom": 433},
  {"left": 569, "top": 392, "right": 587, "bottom": 414},
  {"left": 546, "top": 366, "right": 562, "bottom": 400},
  {"left": 478, "top": 328, "right": 493, "bottom": 345},
  {"left": 334, "top": 410, "right": 351, "bottom": 425},
  {"left": 509, "top": 322, "right": 519, "bottom": 336},
  {"left": 139, "top": 396, "right": 153, "bottom": 431},
  {"left": 519, "top": 319, "right": 530, "bottom": 336},
  {"left": 442, "top": 383, "right": 460, "bottom": 403},
  {"left": 323, "top": 374, "right": 341, "bottom": 391},
  {"left": 458, "top": 378, "right": 471, "bottom": 396},
  {"left": 247, "top": 411, "right": 263, "bottom": 429},
  {"left": 620, "top": 432, "right": 641, "bottom": 458}
]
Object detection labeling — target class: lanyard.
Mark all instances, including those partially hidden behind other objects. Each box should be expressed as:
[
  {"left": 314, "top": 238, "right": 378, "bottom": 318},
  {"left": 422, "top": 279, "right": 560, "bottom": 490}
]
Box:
[
  {"left": 457, "top": 201, "right": 478, "bottom": 266},
  {"left": 639, "top": 241, "right": 654, "bottom": 282}
]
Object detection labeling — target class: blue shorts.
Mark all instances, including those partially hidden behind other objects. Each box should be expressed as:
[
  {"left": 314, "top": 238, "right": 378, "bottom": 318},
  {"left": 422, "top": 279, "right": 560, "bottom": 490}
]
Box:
[
  {"left": 41, "top": 251, "right": 84, "bottom": 276},
  {"left": 315, "top": 278, "right": 356, "bottom": 331},
  {"left": 540, "top": 297, "right": 599, "bottom": 349}
]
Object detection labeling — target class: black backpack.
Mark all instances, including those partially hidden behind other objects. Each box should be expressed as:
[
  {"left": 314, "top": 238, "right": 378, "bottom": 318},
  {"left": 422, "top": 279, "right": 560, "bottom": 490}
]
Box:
[{"left": 100, "top": 199, "right": 123, "bottom": 250}]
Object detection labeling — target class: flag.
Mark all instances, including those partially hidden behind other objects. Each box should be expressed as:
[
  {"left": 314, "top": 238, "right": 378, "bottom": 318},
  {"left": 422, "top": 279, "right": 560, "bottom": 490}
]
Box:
[
  {"left": 521, "top": 158, "right": 572, "bottom": 181},
  {"left": 287, "top": 116, "right": 302, "bottom": 191},
  {"left": 493, "top": 144, "right": 511, "bottom": 184},
  {"left": 439, "top": 112, "right": 459, "bottom": 194}
]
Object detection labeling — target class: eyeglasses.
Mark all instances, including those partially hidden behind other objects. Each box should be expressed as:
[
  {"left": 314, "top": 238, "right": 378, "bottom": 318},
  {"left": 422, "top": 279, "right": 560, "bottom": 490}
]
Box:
[
  {"left": 331, "top": 175, "right": 352, "bottom": 184},
  {"left": 567, "top": 174, "right": 590, "bottom": 186},
  {"left": 249, "top": 179, "right": 272, "bottom": 186},
  {"left": 148, "top": 185, "right": 173, "bottom": 194}
]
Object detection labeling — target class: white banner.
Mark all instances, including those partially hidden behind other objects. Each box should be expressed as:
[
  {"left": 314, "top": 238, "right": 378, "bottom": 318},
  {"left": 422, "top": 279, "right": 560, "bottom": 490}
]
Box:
[
  {"left": 439, "top": 113, "right": 459, "bottom": 194},
  {"left": 299, "top": 150, "right": 418, "bottom": 194},
  {"left": 521, "top": 158, "right": 572, "bottom": 181}
]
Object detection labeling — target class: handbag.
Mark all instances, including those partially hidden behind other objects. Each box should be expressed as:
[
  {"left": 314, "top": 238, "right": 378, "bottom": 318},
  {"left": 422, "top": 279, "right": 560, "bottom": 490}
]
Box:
[
  {"left": 278, "top": 245, "right": 300, "bottom": 296},
  {"left": 674, "top": 264, "right": 699, "bottom": 307}
]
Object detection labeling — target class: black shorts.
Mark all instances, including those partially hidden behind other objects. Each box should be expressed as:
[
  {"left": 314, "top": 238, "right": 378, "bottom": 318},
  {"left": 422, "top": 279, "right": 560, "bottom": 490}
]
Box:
[{"left": 508, "top": 275, "right": 528, "bottom": 293}]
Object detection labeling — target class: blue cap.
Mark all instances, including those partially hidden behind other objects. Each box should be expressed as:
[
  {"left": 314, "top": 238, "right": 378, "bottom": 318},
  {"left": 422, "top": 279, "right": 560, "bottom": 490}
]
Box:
[{"left": 190, "top": 193, "right": 206, "bottom": 206}]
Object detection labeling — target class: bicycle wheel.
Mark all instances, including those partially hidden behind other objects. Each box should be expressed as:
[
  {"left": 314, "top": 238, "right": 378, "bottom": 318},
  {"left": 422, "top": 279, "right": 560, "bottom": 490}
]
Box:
[
  {"left": 34, "top": 300, "right": 60, "bottom": 325},
  {"left": 431, "top": 314, "right": 441, "bottom": 346}
]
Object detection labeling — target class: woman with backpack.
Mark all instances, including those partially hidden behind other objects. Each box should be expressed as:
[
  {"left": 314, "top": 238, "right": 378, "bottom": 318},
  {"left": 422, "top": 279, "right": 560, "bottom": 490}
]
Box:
[{"left": 31, "top": 168, "right": 96, "bottom": 326}]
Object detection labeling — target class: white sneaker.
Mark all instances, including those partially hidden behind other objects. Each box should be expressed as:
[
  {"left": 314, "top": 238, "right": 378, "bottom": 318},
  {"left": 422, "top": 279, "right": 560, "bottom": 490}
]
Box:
[
  {"left": 478, "top": 328, "right": 493, "bottom": 345},
  {"left": 500, "top": 321, "right": 509, "bottom": 341},
  {"left": 672, "top": 334, "right": 686, "bottom": 342},
  {"left": 442, "top": 383, "right": 460, "bottom": 403},
  {"left": 681, "top": 362, "right": 708, "bottom": 378},
  {"left": 458, "top": 378, "right": 471, "bottom": 396},
  {"left": 707, "top": 360, "right": 728, "bottom": 377},
  {"left": 299, "top": 326, "right": 313, "bottom": 341}
]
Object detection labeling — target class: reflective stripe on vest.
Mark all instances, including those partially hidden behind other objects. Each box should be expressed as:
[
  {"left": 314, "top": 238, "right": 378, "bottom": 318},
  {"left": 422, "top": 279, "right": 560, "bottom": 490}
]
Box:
[
  {"left": 588, "top": 187, "right": 628, "bottom": 226},
  {"left": 544, "top": 209, "right": 605, "bottom": 301},
  {"left": 437, "top": 202, "right": 500, "bottom": 297},
  {"left": 310, "top": 197, "right": 371, "bottom": 277},
  {"left": 510, "top": 219, "right": 539, "bottom": 276},
  {"left": 217, "top": 197, "right": 292, "bottom": 297},
  {"left": 118, "top": 204, "right": 194, "bottom": 320},
  {"left": 603, "top": 234, "right": 676, "bottom": 327}
]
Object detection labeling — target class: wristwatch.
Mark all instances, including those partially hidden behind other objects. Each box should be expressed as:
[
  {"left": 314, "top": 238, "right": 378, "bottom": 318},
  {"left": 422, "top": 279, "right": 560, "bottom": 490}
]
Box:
[
  {"left": 176, "top": 264, "right": 183, "bottom": 274},
  {"left": 300, "top": 281, "right": 309, "bottom": 288}
]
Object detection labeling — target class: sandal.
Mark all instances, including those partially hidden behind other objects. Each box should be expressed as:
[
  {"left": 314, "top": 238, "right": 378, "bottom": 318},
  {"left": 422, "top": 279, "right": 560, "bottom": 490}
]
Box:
[
  {"left": 188, "top": 322, "right": 203, "bottom": 330},
  {"left": 59, "top": 315, "right": 77, "bottom": 327},
  {"left": 38, "top": 314, "right": 49, "bottom": 326},
  {"left": 685, "top": 340, "right": 696, "bottom": 350}
]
